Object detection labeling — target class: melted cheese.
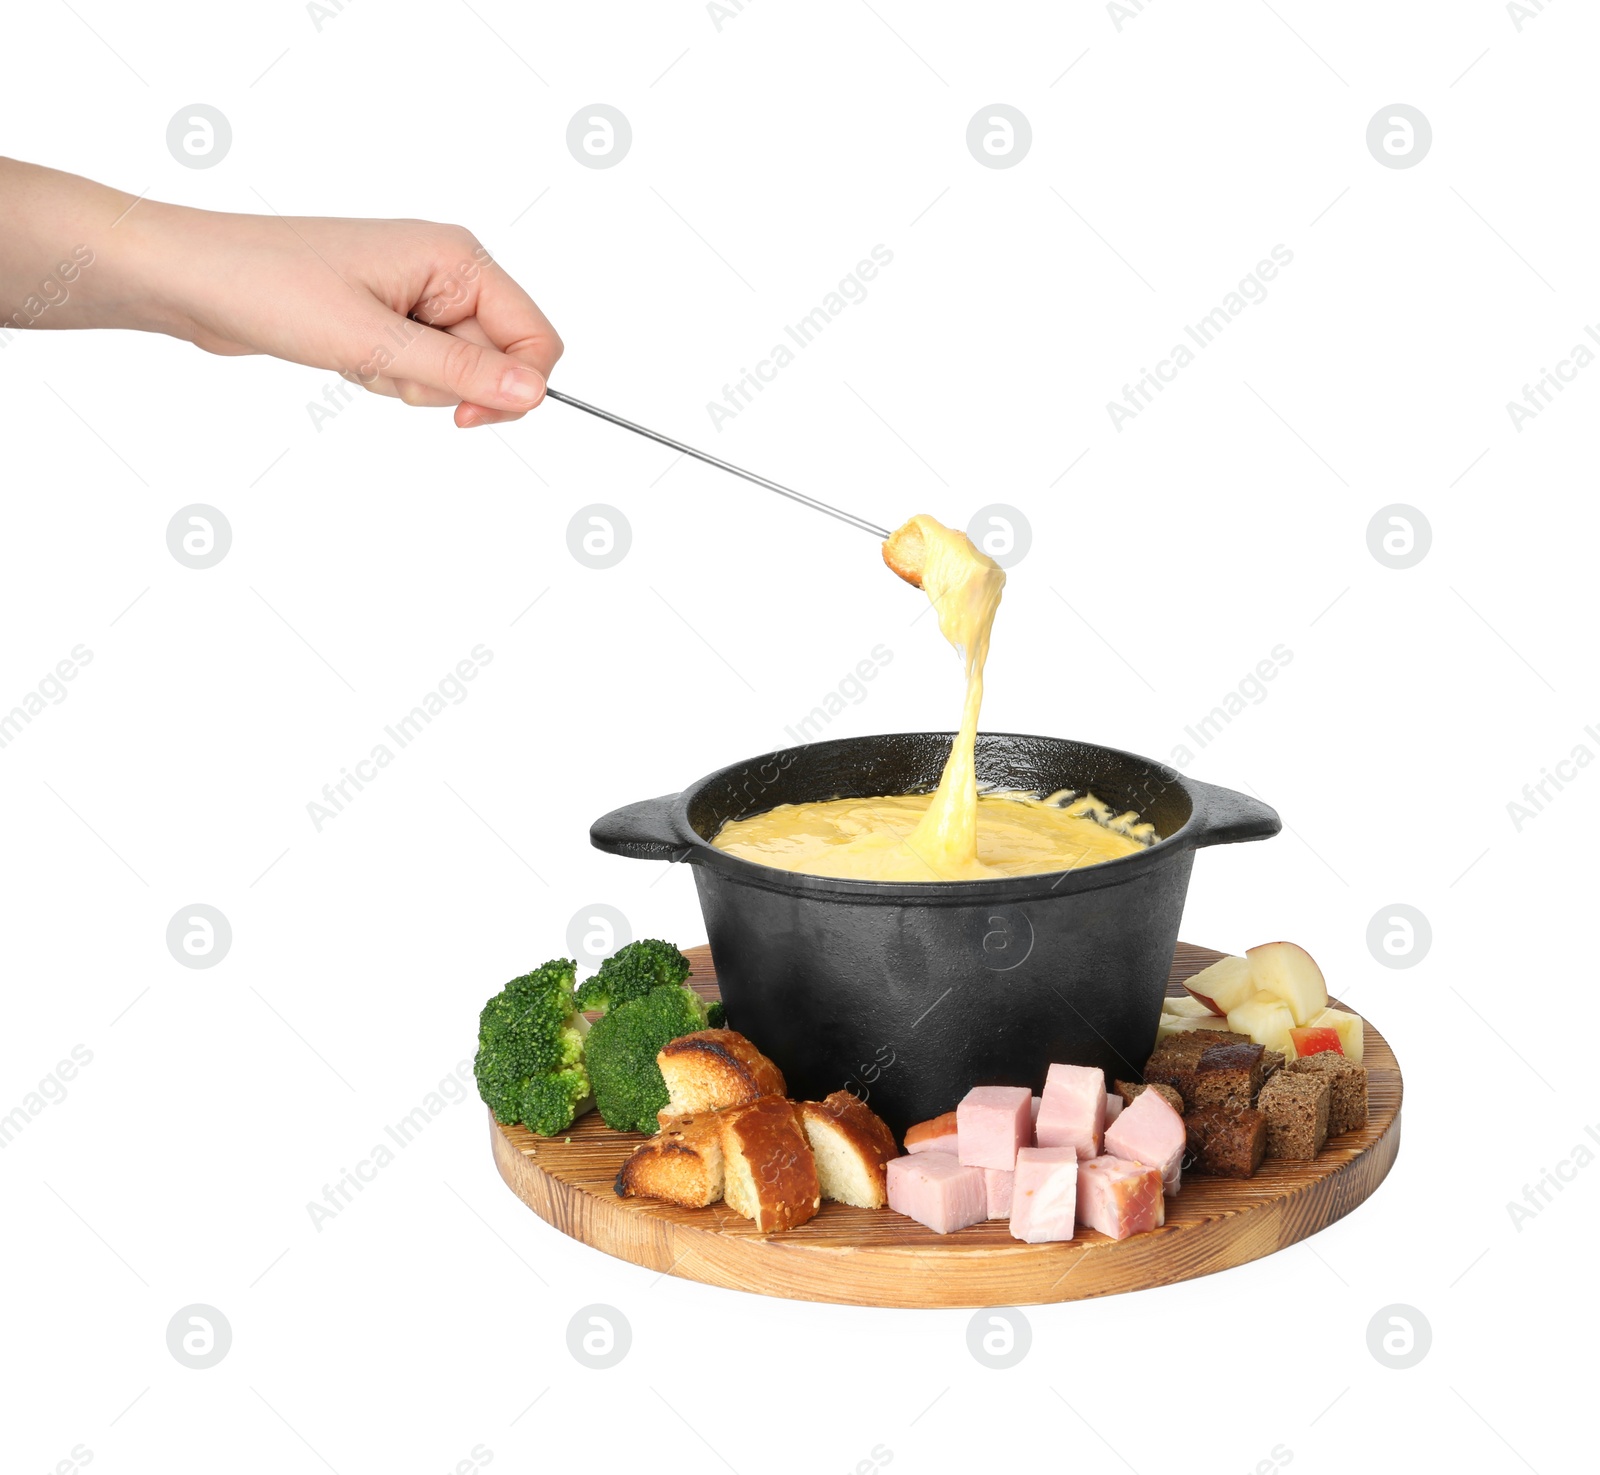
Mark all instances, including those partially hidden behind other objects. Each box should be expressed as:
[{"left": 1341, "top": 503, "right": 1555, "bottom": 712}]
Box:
[
  {"left": 712, "top": 789, "right": 1155, "bottom": 880},
  {"left": 711, "top": 514, "right": 1155, "bottom": 881}
]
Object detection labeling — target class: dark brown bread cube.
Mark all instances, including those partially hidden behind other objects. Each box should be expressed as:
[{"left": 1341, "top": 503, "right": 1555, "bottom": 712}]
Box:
[
  {"left": 1193, "top": 1027, "right": 1250, "bottom": 1045},
  {"left": 1191, "top": 1042, "right": 1267, "bottom": 1108},
  {"left": 1184, "top": 1104, "right": 1266, "bottom": 1178},
  {"left": 1287, "top": 1053, "right": 1367, "bottom": 1136},
  {"left": 1114, "top": 1079, "right": 1186, "bottom": 1115},
  {"left": 1147, "top": 1030, "right": 1248, "bottom": 1108},
  {"left": 1261, "top": 1050, "right": 1285, "bottom": 1082},
  {"left": 1143, "top": 1056, "right": 1199, "bottom": 1109},
  {"left": 1256, "top": 1071, "right": 1329, "bottom": 1159},
  {"left": 1150, "top": 1029, "right": 1249, "bottom": 1066}
]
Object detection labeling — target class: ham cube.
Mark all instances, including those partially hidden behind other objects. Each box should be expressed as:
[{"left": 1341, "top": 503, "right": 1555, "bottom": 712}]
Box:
[
  {"left": 1076, "top": 1155, "right": 1166, "bottom": 1240},
  {"left": 886, "top": 1151, "right": 987, "bottom": 1234},
  {"left": 904, "top": 1110, "right": 959, "bottom": 1155},
  {"left": 1104, "top": 1082, "right": 1186, "bottom": 1193},
  {"left": 1008, "top": 1147, "right": 1079, "bottom": 1243},
  {"left": 1035, "top": 1063, "right": 1106, "bottom": 1159},
  {"left": 1031, "top": 1094, "right": 1042, "bottom": 1131},
  {"left": 957, "top": 1085, "right": 1033, "bottom": 1171},
  {"left": 984, "top": 1167, "right": 1014, "bottom": 1219},
  {"left": 1105, "top": 1092, "right": 1124, "bottom": 1124}
]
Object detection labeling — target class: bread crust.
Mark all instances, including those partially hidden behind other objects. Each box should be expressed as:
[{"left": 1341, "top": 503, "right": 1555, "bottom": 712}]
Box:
[
  {"left": 718, "top": 1095, "right": 820, "bottom": 1232},
  {"left": 799, "top": 1091, "right": 898, "bottom": 1208},
  {"left": 882, "top": 517, "right": 927, "bottom": 588},
  {"left": 615, "top": 1111, "right": 724, "bottom": 1208},
  {"left": 656, "top": 1029, "right": 787, "bottom": 1126}
]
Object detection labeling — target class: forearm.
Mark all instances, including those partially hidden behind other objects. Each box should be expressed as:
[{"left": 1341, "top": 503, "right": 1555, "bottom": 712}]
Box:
[
  {"left": 0, "top": 157, "right": 183, "bottom": 336},
  {"left": 0, "top": 156, "right": 562, "bottom": 425}
]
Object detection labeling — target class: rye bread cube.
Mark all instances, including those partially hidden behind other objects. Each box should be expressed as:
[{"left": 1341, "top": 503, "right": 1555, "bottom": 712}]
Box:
[
  {"left": 1144, "top": 1030, "right": 1249, "bottom": 1108},
  {"left": 1261, "top": 1049, "right": 1286, "bottom": 1082},
  {"left": 1184, "top": 1103, "right": 1266, "bottom": 1178},
  {"left": 1114, "top": 1079, "right": 1186, "bottom": 1115},
  {"left": 1190, "top": 1042, "right": 1267, "bottom": 1109},
  {"left": 1141, "top": 1049, "right": 1200, "bottom": 1108},
  {"left": 1256, "top": 1070, "right": 1330, "bottom": 1159},
  {"left": 1287, "top": 1053, "right": 1368, "bottom": 1136}
]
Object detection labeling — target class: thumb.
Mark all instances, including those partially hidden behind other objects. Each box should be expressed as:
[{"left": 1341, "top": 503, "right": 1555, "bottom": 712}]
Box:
[{"left": 363, "top": 313, "right": 547, "bottom": 412}]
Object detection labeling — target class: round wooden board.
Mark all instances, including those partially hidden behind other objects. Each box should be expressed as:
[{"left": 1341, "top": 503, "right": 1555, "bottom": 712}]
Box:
[{"left": 489, "top": 942, "right": 1402, "bottom": 1308}]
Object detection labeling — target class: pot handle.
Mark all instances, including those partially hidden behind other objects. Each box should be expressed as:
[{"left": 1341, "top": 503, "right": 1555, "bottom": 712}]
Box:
[
  {"left": 1187, "top": 779, "right": 1282, "bottom": 849},
  {"left": 590, "top": 793, "right": 691, "bottom": 863}
]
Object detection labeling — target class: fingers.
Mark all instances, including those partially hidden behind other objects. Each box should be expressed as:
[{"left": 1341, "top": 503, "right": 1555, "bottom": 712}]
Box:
[
  {"left": 369, "top": 310, "right": 548, "bottom": 418},
  {"left": 469, "top": 256, "right": 565, "bottom": 382},
  {"left": 433, "top": 314, "right": 524, "bottom": 428},
  {"left": 440, "top": 255, "right": 562, "bottom": 428},
  {"left": 349, "top": 234, "right": 563, "bottom": 430}
]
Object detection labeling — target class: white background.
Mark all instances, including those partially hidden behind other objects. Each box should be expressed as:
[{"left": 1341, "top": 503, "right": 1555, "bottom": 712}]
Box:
[{"left": 2, "top": 2, "right": 1594, "bottom": 1471}]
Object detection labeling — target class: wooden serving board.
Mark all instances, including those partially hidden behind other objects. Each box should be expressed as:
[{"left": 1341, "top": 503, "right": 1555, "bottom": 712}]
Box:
[{"left": 489, "top": 943, "right": 1402, "bottom": 1308}]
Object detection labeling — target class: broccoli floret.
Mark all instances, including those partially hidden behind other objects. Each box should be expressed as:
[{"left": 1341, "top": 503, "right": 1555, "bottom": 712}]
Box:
[
  {"left": 517, "top": 1066, "right": 593, "bottom": 1138},
  {"left": 474, "top": 959, "right": 593, "bottom": 1135},
  {"left": 574, "top": 938, "right": 691, "bottom": 1012},
  {"left": 706, "top": 1001, "right": 726, "bottom": 1029},
  {"left": 583, "top": 983, "right": 712, "bottom": 1133}
]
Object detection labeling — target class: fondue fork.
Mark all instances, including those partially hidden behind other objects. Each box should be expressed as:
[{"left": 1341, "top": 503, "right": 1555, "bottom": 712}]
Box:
[{"left": 544, "top": 388, "right": 891, "bottom": 540}]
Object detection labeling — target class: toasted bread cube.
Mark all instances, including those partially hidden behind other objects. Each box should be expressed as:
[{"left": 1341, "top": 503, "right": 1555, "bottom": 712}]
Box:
[
  {"left": 718, "top": 1096, "right": 820, "bottom": 1232},
  {"left": 798, "top": 1092, "right": 897, "bottom": 1209},
  {"left": 656, "top": 1029, "right": 786, "bottom": 1126},
  {"left": 615, "top": 1112, "right": 725, "bottom": 1208}
]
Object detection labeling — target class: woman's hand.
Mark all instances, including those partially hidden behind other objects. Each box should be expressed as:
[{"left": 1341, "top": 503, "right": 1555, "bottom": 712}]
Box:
[{"left": 0, "top": 158, "right": 562, "bottom": 428}]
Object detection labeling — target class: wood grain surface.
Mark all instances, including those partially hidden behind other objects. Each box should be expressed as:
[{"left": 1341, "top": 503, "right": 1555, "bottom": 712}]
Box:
[{"left": 489, "top": 942, "right": 1402, "bottom": 1308}]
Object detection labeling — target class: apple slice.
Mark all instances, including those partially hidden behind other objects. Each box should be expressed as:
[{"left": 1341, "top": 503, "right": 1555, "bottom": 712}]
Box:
[
  {"left": 1156, "top": 1012, "right": 1223, "bottom": 1042},
  {"left": 1305, "top": 1007, "right": 1364, "bottom": 1063},
  {"left": 1289, "top": 1026, "right": 1342, "bottom": 1059},
  {"left": 1245, "top": 941, "right": 1328, "bottom": 1026},
  {"left": 1226, "top": 992, "right": 1297, "bottom": 1056},
  {"left": 1167, "top": 994, "right": 1224, "bottom": 1019},
  {"left": 1184, "top": 954, "right": 1256, "bottom": 1015}
]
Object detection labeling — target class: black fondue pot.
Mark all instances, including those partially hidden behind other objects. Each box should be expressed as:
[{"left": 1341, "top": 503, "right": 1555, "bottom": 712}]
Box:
[{"left": 590, "top": 732, "right": 1280, "bottom": 1137}]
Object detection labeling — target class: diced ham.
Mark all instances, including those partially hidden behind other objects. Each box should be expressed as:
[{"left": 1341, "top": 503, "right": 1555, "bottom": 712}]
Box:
[
  {"left": 1031, "top": 1094, "right": 1042, "bottom": 1130},
  {"left": 1076, "top": 1155, "right": 1166, "bottom": 1240},
  {"left": 904, "top": 1110, "right": 959, "bottom": 1155},
  {"left": 1105, "top": 1092, "right": 1124, "bottom": 1124},
  {"left": 957, "top": 1085, "right": 1033, "bottom": 1171},
  {"left": 984, "top": 1167, "right": 1014, "bottom": 1219},
  {"left": 1103, "top": 1082, "right": 1186, "bottom": 1193},
  {"left": 1035, "top": 1063, "right": 1107, "bottom": 1159},
  {"left": 1008, "top": 1147, "right": 1079, "bottom": 1243},
  {"left": 886, "top": 1151, "right": 987, "bottom": 1234}
]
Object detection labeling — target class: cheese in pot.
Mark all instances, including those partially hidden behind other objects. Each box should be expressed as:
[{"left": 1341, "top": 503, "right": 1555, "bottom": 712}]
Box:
[
  {"left": 711, "top": 789, "right": 1155, "bottom": 880},
  {"left": 710, "top": 514, "right": 1157, "bottom": 881}
]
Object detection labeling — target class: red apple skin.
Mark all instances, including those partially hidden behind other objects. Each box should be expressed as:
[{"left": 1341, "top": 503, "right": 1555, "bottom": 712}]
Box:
[
  {"left": 1289, "top": 1026, "right": 1343, "bottom": 1058},
  {"left": 1246, "top": 940, "right": 1323, "bottom": 971},
  {"left": 1185, "top": 985, "right": 1222, "bottom": 1013}
]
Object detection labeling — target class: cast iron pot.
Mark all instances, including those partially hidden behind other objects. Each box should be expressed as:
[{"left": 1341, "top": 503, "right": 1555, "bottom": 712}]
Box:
[{"left": 591, "top": 732, "right": 1280, "bottom": 1138}]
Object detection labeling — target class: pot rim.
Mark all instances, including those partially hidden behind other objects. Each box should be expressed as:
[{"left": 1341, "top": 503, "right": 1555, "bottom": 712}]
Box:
[{"left": 595, "top": 730, "right": 1278, "bottom": 904}]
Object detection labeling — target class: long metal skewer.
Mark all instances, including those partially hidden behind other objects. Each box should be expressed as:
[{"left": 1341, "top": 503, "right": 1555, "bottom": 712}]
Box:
[{"left": 544, "top": 387, "right": 891, "bottom": 540}]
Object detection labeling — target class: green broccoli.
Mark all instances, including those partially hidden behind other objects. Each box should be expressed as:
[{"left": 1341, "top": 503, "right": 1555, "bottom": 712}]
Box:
[
  {"left": 582, "top": 973, "right": 713, "bottom": 1134},
  {"left": 517, "top": 1066, "right": 593, "bottom": 1138},
  {"left": 574, "top": 938, "right": 691, "bottom": 1012},
  {"left": 474, "top": 959, "right": 593, "bottom": 1135}
]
